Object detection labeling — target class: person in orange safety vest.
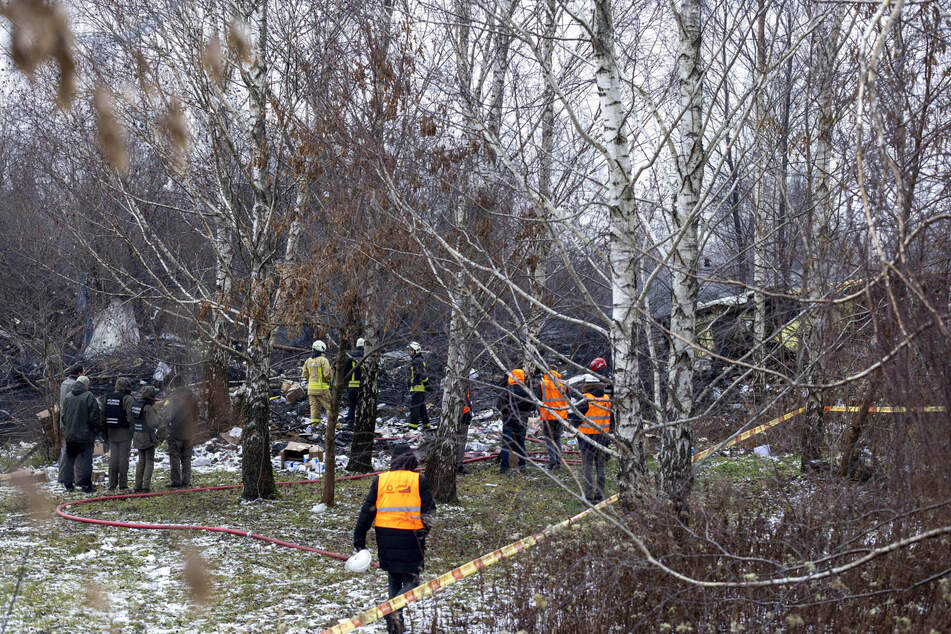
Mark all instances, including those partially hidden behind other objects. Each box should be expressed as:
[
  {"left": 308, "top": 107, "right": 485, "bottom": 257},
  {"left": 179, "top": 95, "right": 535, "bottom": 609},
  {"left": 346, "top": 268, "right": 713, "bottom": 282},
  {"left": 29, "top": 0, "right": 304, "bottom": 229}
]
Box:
[
  {"left": 534, "top": 366, "right": 569, "bottom": 471},
  {"left": 354, "top": 444, "right": 436, "bottom": 634},
  {"left": 568, "top": 382, "right": 612, "bottom": 503}
]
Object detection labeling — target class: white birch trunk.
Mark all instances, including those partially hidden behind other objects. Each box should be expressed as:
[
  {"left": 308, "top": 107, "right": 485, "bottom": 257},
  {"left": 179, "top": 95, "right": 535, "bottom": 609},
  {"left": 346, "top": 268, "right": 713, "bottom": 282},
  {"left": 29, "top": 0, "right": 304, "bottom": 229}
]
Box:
[
  {"left": 801, "top": 9, "right": 844, "bottom": 471},
  {"left": 240, "top": 0, "right": 276, "bottom": 500},
  {"left": 592, "top": 0, "right": 648, "bottom": 503},
  {"left": 659, "top": 0, "right": 703, "bottom": 513},
  {"left": 522, "top": 0, "right": 556, "bottom": 374},
  {"left": 752, "top": 0, "right": 768, "bottom": 384}
]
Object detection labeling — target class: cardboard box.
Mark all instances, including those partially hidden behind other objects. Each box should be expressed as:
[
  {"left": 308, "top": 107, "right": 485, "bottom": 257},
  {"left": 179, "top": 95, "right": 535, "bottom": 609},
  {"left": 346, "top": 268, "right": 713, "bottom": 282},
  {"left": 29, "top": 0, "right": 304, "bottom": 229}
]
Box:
[
  {"left": 92, "top": 470, "right": 106, "bottom": 484},
  {"left": 282, "top": 381, "right": 305, "bottom": 404},
  {"left": 280, "top": 441, "right": 323, "bottom": 468},
  {"left": 0, "top": 469, "right": 48, "bottom": 485}
]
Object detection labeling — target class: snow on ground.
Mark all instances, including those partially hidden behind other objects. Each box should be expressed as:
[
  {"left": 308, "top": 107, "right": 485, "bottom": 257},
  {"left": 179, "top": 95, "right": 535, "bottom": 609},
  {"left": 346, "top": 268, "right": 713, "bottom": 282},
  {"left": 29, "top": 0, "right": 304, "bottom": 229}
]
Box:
[{"left": 0, "top": 407, "right": 524, "bottom": 633}]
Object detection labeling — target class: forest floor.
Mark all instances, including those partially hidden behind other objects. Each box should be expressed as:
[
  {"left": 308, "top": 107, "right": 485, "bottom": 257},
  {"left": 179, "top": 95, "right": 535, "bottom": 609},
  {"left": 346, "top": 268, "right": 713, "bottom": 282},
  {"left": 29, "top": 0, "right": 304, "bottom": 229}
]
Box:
[{"left": 0, "top": 426, "right": 799, "bottom": 633}]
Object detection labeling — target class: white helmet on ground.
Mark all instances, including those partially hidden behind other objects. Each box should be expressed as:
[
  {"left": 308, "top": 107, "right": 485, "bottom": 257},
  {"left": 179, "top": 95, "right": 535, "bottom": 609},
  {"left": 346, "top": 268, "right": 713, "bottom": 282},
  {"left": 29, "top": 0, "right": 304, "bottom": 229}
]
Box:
[
  {"left": 312, "top": 340, "right": 326, "bottom": 353},
  {"left": 408, "top": 341, "right": 422, "bottom": 354},
  {"left": 356, "top": 337, "right": 366, "bottom": 348}
]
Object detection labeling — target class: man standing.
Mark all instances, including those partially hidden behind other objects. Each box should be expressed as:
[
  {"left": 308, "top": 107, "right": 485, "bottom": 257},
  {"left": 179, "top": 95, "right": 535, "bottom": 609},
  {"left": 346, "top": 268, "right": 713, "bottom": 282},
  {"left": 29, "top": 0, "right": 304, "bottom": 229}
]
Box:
[
  {"left": 303, "top": 340, "right": 333, "bottom": 428},
  {"left": 165, "top": 386, "right": 198, "bottom": 488},
  {"left": 132, "top": 386, "right": 162, "bottom": 493},
  {"left": 344, "top": 337, "right": 365, "bottom": 430},
  {"left": 406, "top": 341, "right": 430, "bottom": 431},
  {"left": 59, "top": 375, "right": 101, "bottom": 493},
  {"left": 535, "top": 365, "right": 568, "bottom": 471},
  {"left": 569, "top": 382, "right": 612, "bottom": 503},
  {"left": 497, "top": 369, "right": 534, "bottom": 474},
  {"left": 354, "top": 444, "right": 435, "bottom": 634},
  {"left": 103, "top": 377, "right": 135, "bottom": 491},
  {"left": 57, "top": 364, "right": 85, "bottom": 462}
]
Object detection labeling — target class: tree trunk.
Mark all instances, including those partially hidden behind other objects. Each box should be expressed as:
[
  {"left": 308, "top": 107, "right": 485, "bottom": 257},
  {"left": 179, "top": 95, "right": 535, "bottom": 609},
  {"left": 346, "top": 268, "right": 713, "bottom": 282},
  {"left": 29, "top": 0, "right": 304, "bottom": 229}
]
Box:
[
  {"left": 240, "top": 0, "right": 276, "bottom": 500},
  {"left": 241, "top": 335, "right": 275, "bottom": 500},
  {"left": 660, "top": 0, "right": 703, "bottom": 516},
  {"left": 521, "top": 0, "right": 556, "bottom": 373},
  {"left": 348, "top": 276, "right": 384, "bottom": 473},
  {"left": 591, "top": 0, "right": 649, "bottom": 507},
  {"left": 752, "top": 0, "right": 769, "bottom": 385},
  {"left": 801, "top": 9, "right": 844, "bottom": 472},
  {"left": 346, "top": 330, "right": 380, "bottom": 473},
  {"left": 425, "top": 285, "right": 469, "bottom": 503},
  {"left": 323, "top": 326, "right": 354, "bottom": 506}
]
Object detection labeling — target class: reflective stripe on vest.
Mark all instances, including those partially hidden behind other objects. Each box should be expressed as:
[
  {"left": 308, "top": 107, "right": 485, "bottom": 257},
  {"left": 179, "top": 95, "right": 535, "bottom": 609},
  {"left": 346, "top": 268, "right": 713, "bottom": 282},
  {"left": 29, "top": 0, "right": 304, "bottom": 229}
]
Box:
[
  {"left": 347, "top": 358, "right": 360, "bottom": 389},
  {"left": 104, "top": 391, "right": 129, "bottom": 428},
  {"left": 540, "top": 373, "right": 568, "bottom": 420},
  {"left": 410, "top": 361, "right": 427, "bottom": 392},
  {"left": 375, "top": 471, "right": 424, "bottom": 530},
  {"left": 579, "top": 393, "right": 611, "bottom": 434},
  {"left": 305, "top": 358, "right": 330, "bottom": 391}
]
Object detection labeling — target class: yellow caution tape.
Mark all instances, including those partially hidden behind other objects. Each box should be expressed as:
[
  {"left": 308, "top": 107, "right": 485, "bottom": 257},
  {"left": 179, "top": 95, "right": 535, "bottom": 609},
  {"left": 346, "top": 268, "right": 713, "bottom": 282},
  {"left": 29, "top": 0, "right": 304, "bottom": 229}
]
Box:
[
  {"left": 320, "top": 494, "right": 619, "bottom": 634},
  {"left": 823, "top": 405, "right": 946, "bottom": 413},
  {"left": 691, "top": 407, "right": 807, "bottom": 462},
  {"left": 323, "top": 401, "right": 945, "bottom": 632}
]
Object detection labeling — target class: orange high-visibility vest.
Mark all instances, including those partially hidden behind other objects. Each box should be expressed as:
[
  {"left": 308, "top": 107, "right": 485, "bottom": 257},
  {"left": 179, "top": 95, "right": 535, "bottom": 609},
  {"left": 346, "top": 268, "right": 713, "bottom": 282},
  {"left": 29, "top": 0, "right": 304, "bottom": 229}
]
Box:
[
  {"left": 374, "top": 471, "right": 424, "bottom": 530},
  {"left": 462, "top": 388, "right": 471, "bottom": 415},
  {"left": 579, "top": 393, "right": 611, "bottom": 435},
  {"left": 540, "top": 371, "right": 568, "bottom": 421}
]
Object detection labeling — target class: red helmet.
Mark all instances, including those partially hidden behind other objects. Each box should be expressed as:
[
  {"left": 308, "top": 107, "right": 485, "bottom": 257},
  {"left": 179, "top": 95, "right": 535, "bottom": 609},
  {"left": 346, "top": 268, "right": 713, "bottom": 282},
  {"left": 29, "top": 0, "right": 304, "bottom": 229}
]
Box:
[{"left": 588, "top": 357, "right": 607, "bottom": 372}]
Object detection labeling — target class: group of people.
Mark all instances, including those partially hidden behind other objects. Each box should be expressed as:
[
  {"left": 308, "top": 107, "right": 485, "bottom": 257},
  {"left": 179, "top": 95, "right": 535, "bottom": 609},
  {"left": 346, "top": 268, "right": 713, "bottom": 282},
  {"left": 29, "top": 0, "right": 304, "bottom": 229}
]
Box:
[
  {"left": 302, "top": 338, "right": 431, "bottom": 431},
  {"left": 57, "top": 364, "right": 197, "bottom": 494},
  {"left": 496, "top": 357, "right": 613, "bottom": 503},
  {"left": 350, "top": 355, "right": 612, "bottom": 634}
]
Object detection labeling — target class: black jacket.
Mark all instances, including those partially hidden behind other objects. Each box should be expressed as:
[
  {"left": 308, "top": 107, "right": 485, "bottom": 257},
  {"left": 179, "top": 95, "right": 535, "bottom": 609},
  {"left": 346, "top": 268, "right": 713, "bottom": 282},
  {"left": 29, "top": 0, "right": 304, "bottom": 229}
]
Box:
[
  {"left": 497, "top": 379, "right": 534, "bottom": 426},
  {"left": 62, "top": 383, "right": 102, "bottom": 443},
  {"left": 353, "top": 458, "right": 436, "bottom": 574}
]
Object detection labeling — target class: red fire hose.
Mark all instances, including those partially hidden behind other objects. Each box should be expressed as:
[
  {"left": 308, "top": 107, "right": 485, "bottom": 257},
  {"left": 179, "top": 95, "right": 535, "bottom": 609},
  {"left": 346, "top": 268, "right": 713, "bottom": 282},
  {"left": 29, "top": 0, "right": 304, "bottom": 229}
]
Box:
[{"left": 54, "top": 451, "right": 535, "bottom": 565}]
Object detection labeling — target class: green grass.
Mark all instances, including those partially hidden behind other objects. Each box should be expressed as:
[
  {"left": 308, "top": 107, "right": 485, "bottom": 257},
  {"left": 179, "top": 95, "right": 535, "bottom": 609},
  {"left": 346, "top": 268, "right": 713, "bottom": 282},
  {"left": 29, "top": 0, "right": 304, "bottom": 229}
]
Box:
[{"left": 1, "top": 448, "right": 798, "bottom": 632}]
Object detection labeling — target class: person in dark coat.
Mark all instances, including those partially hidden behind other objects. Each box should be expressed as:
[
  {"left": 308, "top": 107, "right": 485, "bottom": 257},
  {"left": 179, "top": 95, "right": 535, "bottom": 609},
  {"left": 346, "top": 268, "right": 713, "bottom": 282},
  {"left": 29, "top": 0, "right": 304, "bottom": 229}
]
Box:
[
  {"left": 497, "top": 369, "right": 534, "bottom": 474},
  {"left": 354, "top": 444, "right": 436, "bottom": 634},
  {"left": 59, "top": 375, "right": 102, "bottom": 492},
  {"left": 406, "top": 341, "right": 430, "bottom": 431},
  {"left": 165, "top": 386, "right": 198, "bottom": 488},
  {"left": 104, "top": 377, "right": 135, "bottom": 490},
  {"left": 132, "top": 386, "right": 162, "bottom": 492},
  {"left": 344, "top": 338, "right": 365, "bottom": 430}
]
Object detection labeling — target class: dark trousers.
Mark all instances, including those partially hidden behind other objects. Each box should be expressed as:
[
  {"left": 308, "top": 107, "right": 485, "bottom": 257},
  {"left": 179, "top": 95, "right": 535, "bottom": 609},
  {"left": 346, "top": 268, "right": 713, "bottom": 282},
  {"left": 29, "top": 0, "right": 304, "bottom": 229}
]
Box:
[
  {"left": 408, "top": 392, "right": 429, "bottom": 430},
  {"left": 579, "top": 433, "right": 610, "bottom": 502},
  {"left": 345, "top": 387, "right": 359, "bottom": 427},
  {"left": 167, "top": 437, "right": 193, "bottom": 486},
  {"left": 542, "top": 418, "right": 563, "bottom": 468},
  {"left": 59, "top": 441, "right": 94, "bottom": 489},
  {"left": 455, "top": 411, "right": 473, "bottom": 469},
  {"left": 499, "top": 420, "right": 527, "bottom": 471},
  {"left": 134, "top": 447, "right": 156, "bottom": 491},
  {"left": 386, "top": 571, "right": 419, "bottom": 632},
  {"left": 107, "top": 439, "right": 132, "bottom": 489}
]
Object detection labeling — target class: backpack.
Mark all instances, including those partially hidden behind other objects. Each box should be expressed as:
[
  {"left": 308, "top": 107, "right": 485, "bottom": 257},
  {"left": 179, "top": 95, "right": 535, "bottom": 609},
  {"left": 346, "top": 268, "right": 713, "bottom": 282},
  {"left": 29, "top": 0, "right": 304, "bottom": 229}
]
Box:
[{"left": 103, "top": 391, "right": 129, "bottom": 428}]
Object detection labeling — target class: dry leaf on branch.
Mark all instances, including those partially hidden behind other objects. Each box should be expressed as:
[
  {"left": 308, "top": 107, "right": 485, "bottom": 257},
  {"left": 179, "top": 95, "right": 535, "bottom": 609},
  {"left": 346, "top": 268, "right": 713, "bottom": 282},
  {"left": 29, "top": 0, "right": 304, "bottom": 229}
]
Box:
[
  {"left": 227, "top": 18, "right": 252, "bottom": 64},
  {"left": 94, "top": 84, "right": 129, "bottom": 175},
  {"left": 0, "top": 0, "right": 76, "bottom": 108},
  {"left": 161, "top": 99, "right": 189, "bottom": 175},
  {"left": 201, "top": 37, "right": 226, "bottom": 87}
]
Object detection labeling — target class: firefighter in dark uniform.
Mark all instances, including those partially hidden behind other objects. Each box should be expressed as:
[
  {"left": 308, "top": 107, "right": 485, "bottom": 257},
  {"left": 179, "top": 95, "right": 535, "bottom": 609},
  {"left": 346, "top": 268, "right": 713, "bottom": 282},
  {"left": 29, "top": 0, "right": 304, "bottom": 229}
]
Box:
[{"left": 407, "top": 341, "right": 430, "bottom": 431}]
